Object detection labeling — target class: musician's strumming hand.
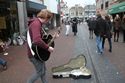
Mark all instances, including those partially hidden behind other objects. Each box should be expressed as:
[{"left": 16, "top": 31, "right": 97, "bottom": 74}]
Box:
[{"left": 48, "top": 46, "right": 54, "bottom": 52}]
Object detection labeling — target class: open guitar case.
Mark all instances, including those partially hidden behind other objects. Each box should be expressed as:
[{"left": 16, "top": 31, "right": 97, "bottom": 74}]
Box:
[{"left": 52, "top": 54, "right": 91, "bottom": 79}]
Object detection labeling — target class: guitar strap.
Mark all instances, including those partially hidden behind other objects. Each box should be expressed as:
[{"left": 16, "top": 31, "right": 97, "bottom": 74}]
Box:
[
  {"left": 27, "top": 30, "right": 35, "bottom": 56},
  {"left": 41, "top": 27, "right": 47, "bottom": 35}
]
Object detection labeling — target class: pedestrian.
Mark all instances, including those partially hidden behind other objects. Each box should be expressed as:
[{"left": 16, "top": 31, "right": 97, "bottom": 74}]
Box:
[
  {"left": 113, "top": 14, "right": 121, "bottom": 42},
  {"left": 121, "top": 15, "right": 125, "bottom": 43},
  {"left": 65, "top": 17, "right": 71, "bottom": 36},
  {"left": 71, "top": 17, "right": 78, "bottom": 36},
  {"left": 102, "top": 15, "right": 113, "bottom": 52},
  {"left": 27, "top": 9, "right": 54, "bottom": 83},
  {"left": 0, "top": 40, "right": 8, "bottom": 55},
  {"left": 0, "top": 58, "right": 7, "bottom": 70},
  {"left": 88, "top": 17, "right": 96, "bottom": 39},
  {"left": 94, "top": 14, "right": 105, "bottom": 54}
]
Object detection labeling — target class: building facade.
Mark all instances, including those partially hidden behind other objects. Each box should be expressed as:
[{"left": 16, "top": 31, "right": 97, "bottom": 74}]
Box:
[
  {"left": 96, "top": 0, "right": 125, "bottom": 18},
  {"left": 44, "top": 0, "right": 61, "bottom": 28},
  {"left": 69, "top": 4, "right": 84, "bottom": 18},
  {"left": 0, "top": 0, "right": 61, "bottom": 42},
  {"left": 84, "top": 5, "right": 96, "bottom": 20},
  {"left": 60, "top": 0, "right": 69, "bottom": 21}
]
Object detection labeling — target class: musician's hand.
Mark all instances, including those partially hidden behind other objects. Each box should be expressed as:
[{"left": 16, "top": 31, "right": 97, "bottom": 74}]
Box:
[
  {"left": 56, "top": 34, "right": 59, "bottom": 38},
  {"left": 48, "top": 46, "right": 54, "bottom": 52},
  {"left": 53, "top": 33, "right": 59, "bottom": 38}
]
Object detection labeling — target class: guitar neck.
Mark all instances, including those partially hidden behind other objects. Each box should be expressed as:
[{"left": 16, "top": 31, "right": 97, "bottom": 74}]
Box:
[
  {"left": 48, "top": 37, "right": 55, "bottom": 46},
  {"left": 47, "top": 28, "right": 60, "bottom": 46}
]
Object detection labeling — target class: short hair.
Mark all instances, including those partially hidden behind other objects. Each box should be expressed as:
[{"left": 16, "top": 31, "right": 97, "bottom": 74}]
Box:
[
  {"left": 105, "top": 15, "right": 110, "bottom": 21},
  {"left": 96, "top": 13, "right": 101, "bottom": 18},
  {"left": 37, "top": 9, "right": 53, "bottom": 20}
]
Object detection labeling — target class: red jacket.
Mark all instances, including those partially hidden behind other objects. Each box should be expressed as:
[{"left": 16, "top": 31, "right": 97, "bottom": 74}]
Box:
[{"left": 27, "top": 18, "right": 49, "bottom": 58}]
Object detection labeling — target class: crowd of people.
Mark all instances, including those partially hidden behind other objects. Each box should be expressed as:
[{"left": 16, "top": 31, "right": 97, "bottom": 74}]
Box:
[
  {"left": 87, "top": 13, "right": 125, "bottom": 54},
  {"left": 63, "top": 13, "right": 125, "bottom": 55}
]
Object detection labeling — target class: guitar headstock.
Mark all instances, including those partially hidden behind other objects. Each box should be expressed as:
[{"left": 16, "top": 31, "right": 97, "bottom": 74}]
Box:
[
  {"left": 53, "top": 27, "right": 61, "bottom": 38},
  {"left": 53, "top": 32, "right": 60, "bottom": 38}
]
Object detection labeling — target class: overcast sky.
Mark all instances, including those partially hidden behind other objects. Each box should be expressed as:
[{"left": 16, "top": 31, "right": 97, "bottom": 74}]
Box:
[{"left": 63, "top": 0, "right": 96, "bottom": 7}]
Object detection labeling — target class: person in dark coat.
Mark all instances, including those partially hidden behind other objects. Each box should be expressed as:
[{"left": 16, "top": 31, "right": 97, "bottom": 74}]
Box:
[
  {"left": 71, "top": 17, "right": 78, "bottom": 36},
  {"left": 102, "top": 15, "right": 113, "bottom": 52},
  {"left": 94, "top": 14, "right": 105, "bottom": 54},
  {"left": 113, "top": 14, "right": 121, "bottom": 42},
  {"left": 121, "top": 15, "right": 125, "bottom": 42},
  {"left": 88, "top": 17, "right": 96, "bottom": 39}
]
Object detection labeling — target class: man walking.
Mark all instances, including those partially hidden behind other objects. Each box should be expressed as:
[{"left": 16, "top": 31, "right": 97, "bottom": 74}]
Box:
[{"left": 94, "top": 14, "right": 105, "bottom": 54}]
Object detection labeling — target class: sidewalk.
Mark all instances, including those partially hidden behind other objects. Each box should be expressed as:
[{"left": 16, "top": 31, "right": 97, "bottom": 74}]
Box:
[
  {"left": 84, "top": 22, "right": 125, "bottom": 78},
  {"left": 104, "top": 35, "right": 125, "bottom": 77},
  {"left": 0, "top": 23, "right": 125, "bottom": 83},
  {"left": 83, "top": 22, "right": 125, "bottom": 83},
  {"left": 0, "top": 24, "right": 76, "bottom": 83}
]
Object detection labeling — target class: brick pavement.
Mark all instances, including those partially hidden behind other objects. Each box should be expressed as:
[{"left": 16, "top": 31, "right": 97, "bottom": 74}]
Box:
[
  {"left": 0, "top": 24, "right": 76, "bottom": 83},
  {"left": 80, "top": 23, "right": 125, "bottom": 83},
  {"left": 0, "top": 23, "right": 125, "bottom": 83}
]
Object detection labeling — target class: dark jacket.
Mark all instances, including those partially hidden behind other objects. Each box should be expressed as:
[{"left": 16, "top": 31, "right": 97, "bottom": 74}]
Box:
[
  {"left": 88, "top": 19, "right": 96, "bottom": 30},
  {"left": 113, "top": 18, "right": 121, "bottom": 30},
  {"left": 65, "top": 20, "right": 70, "bottom": 25},
  {"left": 103, "top": 20, "right": 112, "bottom": 38},
  {"left": 71, "top": 18, "right": 78, "bottom": 32},
  {"left": 94, "top": 16, "right": 106, "bottom": 36}
]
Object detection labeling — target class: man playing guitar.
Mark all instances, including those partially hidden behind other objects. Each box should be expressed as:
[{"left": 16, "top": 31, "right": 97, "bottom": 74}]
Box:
[{"left": 27, "top": 9, "right": 54, "bottom": 83}]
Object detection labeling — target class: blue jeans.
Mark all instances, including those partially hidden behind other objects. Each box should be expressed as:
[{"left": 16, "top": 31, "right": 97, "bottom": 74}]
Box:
[
  {"left": 0, "top": 58, "right": 6, "bottom": 66},
  {"left": 96, "top": 36, "right": 103, "bottom": 53},
  {"left": 27, "top": 57, "right": 47, "bottom": 83}
]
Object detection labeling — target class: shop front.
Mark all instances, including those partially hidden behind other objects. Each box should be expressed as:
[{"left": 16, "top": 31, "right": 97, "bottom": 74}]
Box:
[
  {"left": 0, "top": 0, "right": 19, "bottom": 41},
  {"left": 108, "top": 2, "right": 125, "bottom": 18},
  {"left": 26, "top": 0, "right": 46, "bottom": 17}
]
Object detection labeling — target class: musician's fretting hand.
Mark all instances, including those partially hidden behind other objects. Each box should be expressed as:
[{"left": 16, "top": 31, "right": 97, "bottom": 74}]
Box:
[
  {"left": 48, "top": 46, "right": 54, "bottom": 52},
  {"left": 56, "top": 34, "right": 59, "bottom": 38}
]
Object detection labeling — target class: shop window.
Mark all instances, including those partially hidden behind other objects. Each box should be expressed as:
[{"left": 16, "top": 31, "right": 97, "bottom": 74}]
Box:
[
  {"left": 101, "top": 4, "right": 103, "bottom": 10},
  {"left": 105, "top": 1, "right": 109, "bottom": 9}
]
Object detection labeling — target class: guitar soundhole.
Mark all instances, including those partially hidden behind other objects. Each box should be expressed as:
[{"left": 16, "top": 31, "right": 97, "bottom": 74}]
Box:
[{"left": 42, "top": 34, "right": 55, "bottom": 47}]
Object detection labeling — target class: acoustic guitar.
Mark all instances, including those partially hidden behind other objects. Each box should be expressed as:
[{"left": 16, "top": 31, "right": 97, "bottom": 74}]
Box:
[{"left": 32, "top": 29, "right": 60, "bottom": 61}]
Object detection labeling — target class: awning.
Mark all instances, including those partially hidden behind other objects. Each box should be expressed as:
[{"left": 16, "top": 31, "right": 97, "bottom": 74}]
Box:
[
  {"left": 26, "top": 1, "right": 46, "bottom": 12},
  {"left": 108, "top": 2, "right": 125, "bottom": 14}
]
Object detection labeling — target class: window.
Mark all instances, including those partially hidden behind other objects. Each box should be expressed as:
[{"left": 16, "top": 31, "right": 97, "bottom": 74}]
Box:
[
  {"left": 105, "top": 1, "right": 109, "bottom": 8},
  {"left": 80, "top": 13, "right": 82, "bottom": 15},
  {"left": 101, "top": 4, "right": 103, "bottom": 9}
]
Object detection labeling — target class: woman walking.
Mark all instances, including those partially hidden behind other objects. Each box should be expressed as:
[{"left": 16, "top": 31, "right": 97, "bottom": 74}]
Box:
[
  {"left": 102, "top": 15, "right": 113, "bottom": 52},
  {"left": 65, "top": 17, "right": 71, "bottom": 36},
  {"left": 113, "top": 14, "right": 121, "bottom": 42}
]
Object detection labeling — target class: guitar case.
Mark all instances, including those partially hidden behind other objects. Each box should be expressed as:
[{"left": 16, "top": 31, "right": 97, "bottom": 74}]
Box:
[{"left": 52, "top": 54, "right": 91, "bottom": 79}]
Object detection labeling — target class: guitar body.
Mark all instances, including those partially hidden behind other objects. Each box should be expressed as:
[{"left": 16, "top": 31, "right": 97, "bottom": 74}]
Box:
[{"left": 32, "top": 34, "right": 55, "bottom": 61}]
